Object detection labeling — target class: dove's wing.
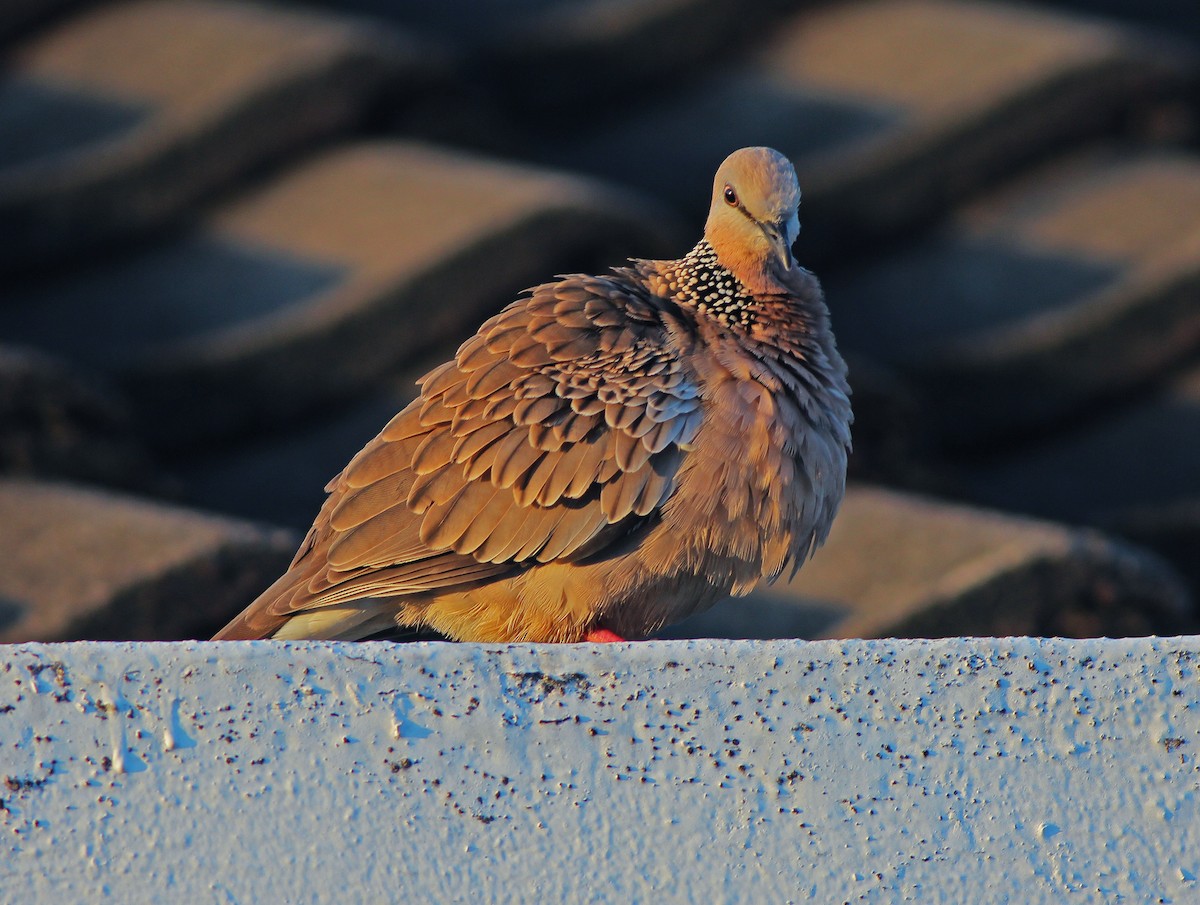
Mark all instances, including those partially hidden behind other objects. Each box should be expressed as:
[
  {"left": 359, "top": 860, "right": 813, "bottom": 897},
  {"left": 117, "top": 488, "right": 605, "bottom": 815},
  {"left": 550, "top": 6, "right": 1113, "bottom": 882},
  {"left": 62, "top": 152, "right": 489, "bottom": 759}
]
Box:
[{"left": 213, "top": 274, "right": 703, "bottom": 639}]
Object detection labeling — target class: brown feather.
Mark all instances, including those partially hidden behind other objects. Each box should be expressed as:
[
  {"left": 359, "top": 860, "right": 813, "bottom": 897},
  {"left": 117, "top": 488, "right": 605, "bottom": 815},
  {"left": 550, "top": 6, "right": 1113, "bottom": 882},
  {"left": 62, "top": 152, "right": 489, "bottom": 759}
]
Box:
[
  {"left": 408, "top": 464, "right": 468, "bottom": 513},
  {"left": 214, "top": 146, "right": 853, "bottom": 646},
  {"left": 513, "top": 395, "right": 563, "bottom": 426},
  {"left": 482, "top": 429, "right": 532, "bottom": 484},
  {"left": 536, "top": 506, "right": 604, "bottom": 562},
  {"left": 343, "top": 438, "right": 413, "bottom": 487},
  {"left": 537, "top": 438, "right": 598, "bottom": 505},
  {"left": 560, "top": 412, "right": 597, "bottom": 444},
  {"left": 605, "top": 401, "right": 638, "bottom": 431},
  {"left": 475, "top": 500, "right": 540, "bottom": 562},
  {"left": 464, "top": 357, "right": 518, "bottom": 399},
  {"left": 326, "top": 510, "right": 425, "bottom": 570},
  {"left": 601, "top": 466, "right": 651, "bottom": 522},
  {"left": 481, "top": 393, "right": 519, "bottom": 422},
  {"left": 564, "top": 436, "right": 612, "bottom": 499},
  {"left": 411, "top": 428, "right": 458, "bottom": 475},
  {"left": 527, "top": 420, "right": 566, "bottom": 453},
  {"left": 454, "top": 491, "right": 519, "bottom": 555},
  {"left": 508, "top": 333, "right": 556, "bottom": 368},
  {"left": 513, "top": 447, "right": 560, "bottom": 507},
  {"left": 494, "top": 439, "right": 544, "bottom": 489},
  {"left": 329, "top": 471, "right": 413, "bottom": 532},
  {"left": 569, "top": 395, "right": 605, "bottom": 416},
  {"left": 451, "top": 419, "right": 510, "bottom": 462},
  {"left": 448, "top": 396, "right": 492, "bottom": 432},
  {"left": 420, "top": 481, "right": 502, "bottom": 549},
  {"left": 613, "top": 429, "right": 651, "bottom": 472},
  {"left": 457, "top": 333, "right": 493, "bottom": 370},
  {"left": 514, "top": 372, "right": 556, "bottom": 399},
  {"left": 379, "top": 406, "right": 427, "bottom": 442},
  {"left": 418, "top": 361, "right": 458, "bottom": 397}
]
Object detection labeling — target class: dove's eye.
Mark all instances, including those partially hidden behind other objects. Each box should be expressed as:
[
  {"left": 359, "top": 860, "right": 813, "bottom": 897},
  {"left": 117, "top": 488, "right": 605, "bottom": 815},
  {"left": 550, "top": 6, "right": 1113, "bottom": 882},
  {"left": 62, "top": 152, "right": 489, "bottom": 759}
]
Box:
[{"left": 723, "top": 186, "right": 738, "bottom": 206}]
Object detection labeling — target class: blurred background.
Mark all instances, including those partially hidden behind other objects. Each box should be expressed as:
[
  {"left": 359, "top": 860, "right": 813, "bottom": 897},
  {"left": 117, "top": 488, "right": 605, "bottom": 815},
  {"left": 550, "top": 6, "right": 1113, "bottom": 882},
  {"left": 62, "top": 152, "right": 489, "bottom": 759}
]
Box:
[{"left": 2, "top": 0, "right": 1199, "bottom": 643}]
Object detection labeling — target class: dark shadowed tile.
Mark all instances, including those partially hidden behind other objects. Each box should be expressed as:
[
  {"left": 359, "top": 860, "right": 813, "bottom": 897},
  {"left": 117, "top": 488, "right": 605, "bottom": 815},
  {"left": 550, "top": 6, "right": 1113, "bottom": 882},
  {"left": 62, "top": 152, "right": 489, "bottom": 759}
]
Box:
[
  {"left": 1046, "top": 0, "right": 1200, "bottom": 39},
  {"left": 4, "top": 142, "right": 682, "bottom": 451},
  {"left": 0, "top": 74, "right": 150, "bottom": 169},
  {"left": 0, "top": 0, "right": 433, "bottom": 275},
  {"left": 955, "top": 360, "right": 1200, "bottom": 605},
  {"left": 662, "top": 485, "right": 1195, "bottom": 640},
  {"left": 0, "top": 345, "right": 155, "bottom": 492},
  {"left": 961, "top": 365, "right": 1200, "bottom": 523},
  {"left": 311, "top": 0, "right": 781, "bottom": 112},
  {"left": 826, "top": 150, "right": 1200, "bottom": 445},
  {"left": 326, "top": 0, "right": 576, "bottom": 45},
  {"left": 543, "top": 74, "right": 900, "bottom": 210},
  {"left": 173, "top": 378, "right": 424, "bottom": 531},
  {"left": 0, "top": 0, "right": 79, "bottom": 44},
  {"left": 657, "top": 593, "right": 850, "bottom": 642},
  {"left": 1114, "top": 500, "right": 1200, "bottom": 606},
  {"left": 6, "top": 236, "right": 349, "bottom": 365},
  {"left": 0, "top": 479, "right": 296, "bottom": 641},
  {"left": 535, "top": 0, "right": 1195, "bottom": 265},
  {"left": 831, "top": 237, "right": 1122, "bottom": 356}
]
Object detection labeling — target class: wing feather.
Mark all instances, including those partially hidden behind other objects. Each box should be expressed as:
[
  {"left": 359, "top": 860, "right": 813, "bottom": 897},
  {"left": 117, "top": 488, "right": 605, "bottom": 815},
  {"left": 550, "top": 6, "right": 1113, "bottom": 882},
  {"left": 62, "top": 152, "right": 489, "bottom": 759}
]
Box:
[
  {"left": 329, "top": 471, "right": 413, "bottom": 531},
  {"left": 225, "top": 273, "right": 704, "bottom": 628}
]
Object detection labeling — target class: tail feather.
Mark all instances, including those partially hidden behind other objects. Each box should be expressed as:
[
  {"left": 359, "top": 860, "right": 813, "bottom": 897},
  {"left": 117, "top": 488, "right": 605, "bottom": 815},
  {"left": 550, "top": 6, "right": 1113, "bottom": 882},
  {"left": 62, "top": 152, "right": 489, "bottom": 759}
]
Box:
[
  {"left": 270, "top": 603, "right": 397, "bottom": 641},
  {"left": 212, "top": 568, "right": 406, "bottom": 641},
  {"left": 211, "top": 569, "right": 309, "bottom": 640}
]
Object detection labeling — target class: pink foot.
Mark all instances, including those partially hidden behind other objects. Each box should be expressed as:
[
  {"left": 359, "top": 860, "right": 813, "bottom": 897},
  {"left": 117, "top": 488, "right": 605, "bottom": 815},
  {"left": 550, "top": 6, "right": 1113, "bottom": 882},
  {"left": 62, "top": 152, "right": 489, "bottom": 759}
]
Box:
[{"left": 584, "top": 628, "right": 626, "bottom": 643}]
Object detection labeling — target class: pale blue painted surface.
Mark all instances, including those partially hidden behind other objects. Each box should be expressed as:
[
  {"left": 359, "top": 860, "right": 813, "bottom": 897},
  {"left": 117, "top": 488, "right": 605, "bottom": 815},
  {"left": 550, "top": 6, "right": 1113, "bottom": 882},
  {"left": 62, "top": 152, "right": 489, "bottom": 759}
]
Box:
[{"left": 2, "top": 638, "right": 1197, "bottom": 903}]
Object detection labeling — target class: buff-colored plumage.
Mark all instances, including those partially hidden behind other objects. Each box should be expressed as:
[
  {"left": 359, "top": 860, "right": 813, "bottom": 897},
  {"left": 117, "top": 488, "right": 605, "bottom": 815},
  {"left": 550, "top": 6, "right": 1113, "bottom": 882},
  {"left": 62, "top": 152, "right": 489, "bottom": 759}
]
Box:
[{"left": 213, "top": 147, "right": 852, "bottom": 643}]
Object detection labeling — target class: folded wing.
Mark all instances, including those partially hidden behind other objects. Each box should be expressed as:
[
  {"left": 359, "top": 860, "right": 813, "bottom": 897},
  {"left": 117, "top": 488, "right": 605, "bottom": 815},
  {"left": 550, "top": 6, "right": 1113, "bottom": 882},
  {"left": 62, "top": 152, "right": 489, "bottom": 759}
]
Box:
[{"left": 216, "top": 275, "right": 703, "bottom": 638}]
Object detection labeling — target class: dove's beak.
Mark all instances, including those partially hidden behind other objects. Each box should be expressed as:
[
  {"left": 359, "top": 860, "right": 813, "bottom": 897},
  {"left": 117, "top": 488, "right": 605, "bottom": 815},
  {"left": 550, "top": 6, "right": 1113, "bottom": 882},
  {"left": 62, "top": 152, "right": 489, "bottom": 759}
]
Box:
[{"left": 760, "top": 221, "right": 793, "bottom": 271}]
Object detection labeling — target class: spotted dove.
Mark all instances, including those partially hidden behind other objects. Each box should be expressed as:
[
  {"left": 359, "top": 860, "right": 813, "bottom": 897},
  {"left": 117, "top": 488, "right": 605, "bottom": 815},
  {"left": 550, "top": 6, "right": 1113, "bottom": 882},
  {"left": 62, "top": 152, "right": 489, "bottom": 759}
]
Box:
[{"left": 213, "top": 147, "right": 852, "bottom": 643}]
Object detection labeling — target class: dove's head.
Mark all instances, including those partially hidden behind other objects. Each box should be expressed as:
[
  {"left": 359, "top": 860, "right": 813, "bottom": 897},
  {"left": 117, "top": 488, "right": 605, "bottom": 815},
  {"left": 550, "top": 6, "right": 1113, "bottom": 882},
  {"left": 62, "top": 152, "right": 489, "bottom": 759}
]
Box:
[{"left": 704, "top": 147, "right": 802, "bottom": 294}]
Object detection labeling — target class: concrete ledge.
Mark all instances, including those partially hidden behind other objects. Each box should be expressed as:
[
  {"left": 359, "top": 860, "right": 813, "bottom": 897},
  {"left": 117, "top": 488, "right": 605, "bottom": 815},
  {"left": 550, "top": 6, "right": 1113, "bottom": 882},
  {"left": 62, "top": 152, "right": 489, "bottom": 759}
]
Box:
[{"left": 3, "top": 637, "right": 1198, "bottom": 901}]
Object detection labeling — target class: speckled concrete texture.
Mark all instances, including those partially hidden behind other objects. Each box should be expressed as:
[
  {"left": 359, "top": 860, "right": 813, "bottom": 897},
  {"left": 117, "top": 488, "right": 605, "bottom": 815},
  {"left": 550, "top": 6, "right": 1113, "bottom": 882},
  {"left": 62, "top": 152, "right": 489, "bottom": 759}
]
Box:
[{"left": 3, "top": 638, "right": 1198, "bottom": 901}]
